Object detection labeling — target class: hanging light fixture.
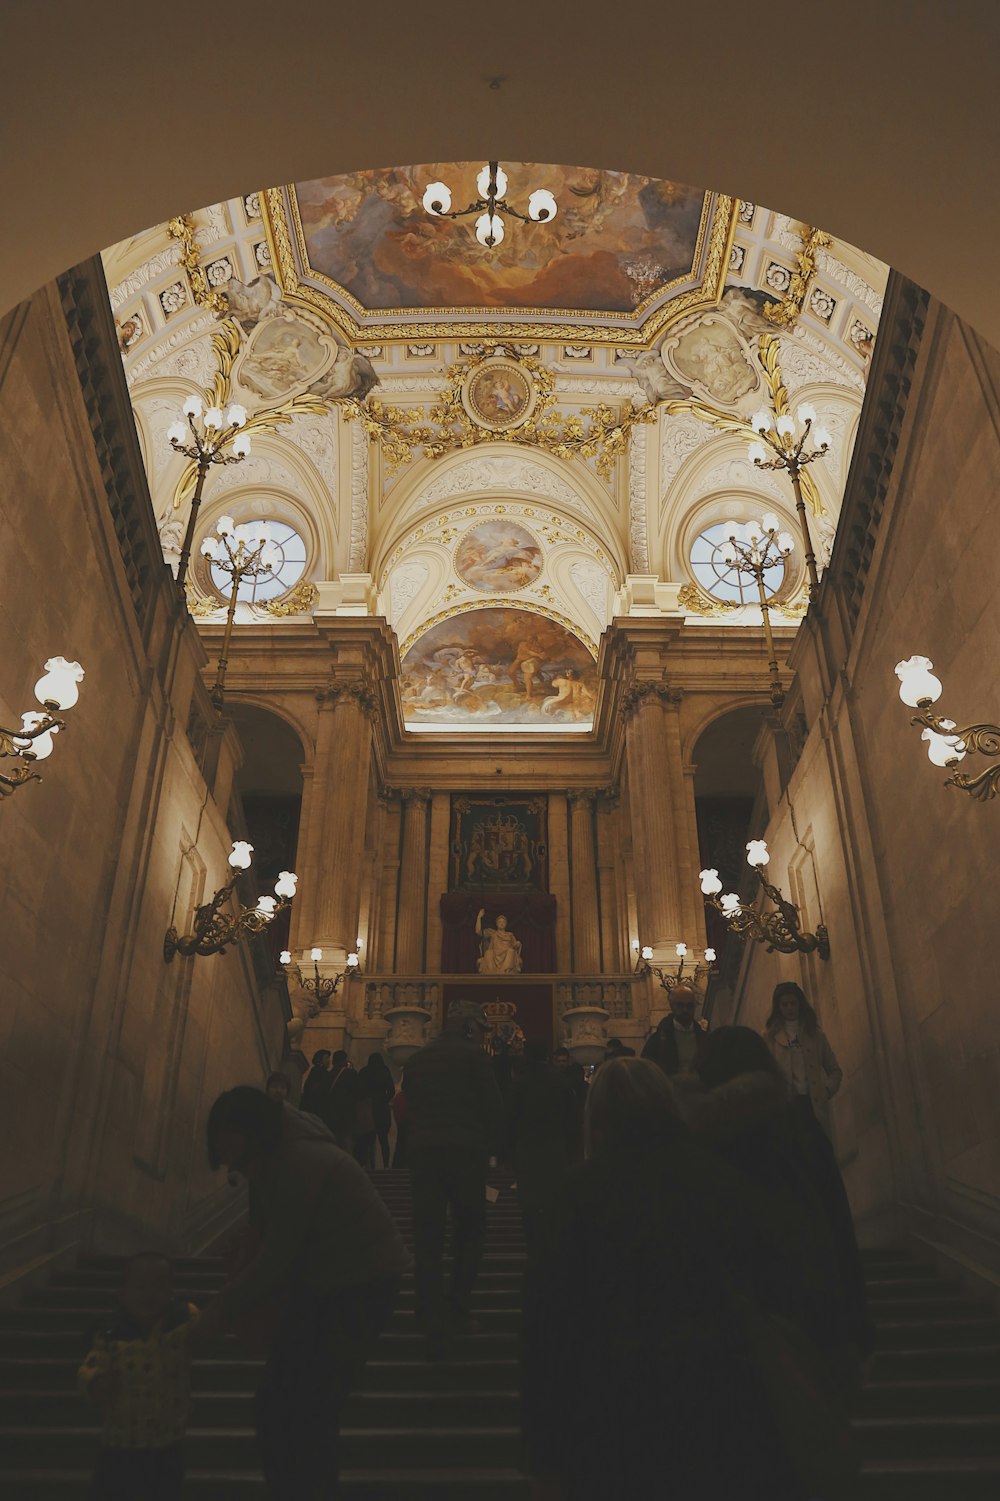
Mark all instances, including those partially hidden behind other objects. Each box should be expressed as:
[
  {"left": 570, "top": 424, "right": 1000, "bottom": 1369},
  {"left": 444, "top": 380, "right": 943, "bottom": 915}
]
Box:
[
  {"left": 167, "top": 395, "right": 251, "bottom": 592},
  {"left": 423, "top": 162, "right": 557, "bottom": 249}
]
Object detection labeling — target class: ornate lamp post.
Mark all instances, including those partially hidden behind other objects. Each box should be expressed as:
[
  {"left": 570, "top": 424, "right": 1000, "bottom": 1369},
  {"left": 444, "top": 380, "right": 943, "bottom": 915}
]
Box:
[
  {"left": 719, "top": 514, "right": 796, "bottom": 706},
  {"left": 700, "top": 842, "right": 830, "bottom": 959},
  {"left": 164, "top": 841, "right": 297, "bottom": 962},
  {"left": 747, "top": 403, "right": 832, "bottom": 599},
  {"left": 423, "top": 162, "right": 557, "bottom": 249},
  {"left": 637, "top": 941, "right": 717, "bottom": 993},
  {"left": 200, "top": 517, "right": 280, "bottom": 710},
  {"left": 895, "top": 654, "right": 1000, "bottom": 801},
  {"left": 1, "top": 657, "right": 85, "bottom": 800},
  {"left": 167, "top": 396, "right": 251, "bottom": 591}
]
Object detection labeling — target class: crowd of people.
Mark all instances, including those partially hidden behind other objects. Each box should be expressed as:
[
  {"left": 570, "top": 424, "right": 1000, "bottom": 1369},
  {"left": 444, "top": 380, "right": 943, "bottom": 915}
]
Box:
[{"left": 78, "top": 978, "right": 864, "bottom": 1500}]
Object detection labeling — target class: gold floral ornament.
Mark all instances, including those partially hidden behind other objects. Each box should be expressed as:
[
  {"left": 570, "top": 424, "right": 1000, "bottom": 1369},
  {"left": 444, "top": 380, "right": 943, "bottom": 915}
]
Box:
[
  {"left": 676, "top": 583, "right": 739, "bottom": 616},
  {"left": 343, "top": 346, "right": 657, "bottom": 478},
  {"left": 762, "top": 226, "right": 832, "bottom": 330},
  {"left": 167, "top": 214, "right": 230, "bottom": 315},
  {"left": 256, "top": 580, "right": 318, "bottom": 618}
]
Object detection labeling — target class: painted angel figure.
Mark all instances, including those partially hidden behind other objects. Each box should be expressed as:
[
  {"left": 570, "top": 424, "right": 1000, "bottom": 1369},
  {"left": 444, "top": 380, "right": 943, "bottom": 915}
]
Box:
[{"left": 475, "top": 910, "right": 523, "bottom": 975}]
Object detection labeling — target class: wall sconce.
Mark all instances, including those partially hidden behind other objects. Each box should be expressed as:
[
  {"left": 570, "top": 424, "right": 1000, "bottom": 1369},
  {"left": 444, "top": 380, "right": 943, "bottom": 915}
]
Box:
[
  {"left": 895, "top": 655, "right": 1000, "bottom": 801},
  {"left": 719, "top": 515, "right": 796, "bottom": 706},
  {"left": 699, "top": 841, "right": 829, "bottom": 959},
  {"left": 279, "top": 947, "right": 362, "bottom": 1011},
  {"left": 164, "top": 841, "right": 297, "bottom": 962},
  {"left": 167, "top": 396, "right": 251, "bottom": 591},
  {"left": 1, "top": 657, "right": 85, "bottom": 800},
  {"left": 748, "top": 403, "right": 831, "bottom": 598},
  {"left": 636, "top": 941, "right": 717, "bottom": 992},
  {"left": 200, "top": 516, "right": 280, "bottom": 710}
]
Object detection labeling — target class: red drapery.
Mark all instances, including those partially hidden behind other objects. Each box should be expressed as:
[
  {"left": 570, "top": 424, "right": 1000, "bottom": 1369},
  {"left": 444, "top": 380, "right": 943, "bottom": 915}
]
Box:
[{"left": 439, "top": 891, "right": 557, "bottom": 973}]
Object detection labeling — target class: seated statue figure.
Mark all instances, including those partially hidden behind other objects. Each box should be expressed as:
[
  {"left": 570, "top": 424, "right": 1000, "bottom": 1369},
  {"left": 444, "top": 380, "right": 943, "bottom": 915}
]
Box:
[{"left": 475, "top": 909, "right": 523, "bottom": 974}]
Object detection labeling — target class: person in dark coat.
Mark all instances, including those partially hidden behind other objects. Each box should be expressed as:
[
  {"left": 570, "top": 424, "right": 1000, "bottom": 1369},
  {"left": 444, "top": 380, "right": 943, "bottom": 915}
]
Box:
[
  {"left": 402, "top": 1000, "right": 504, "bottom": 1356},
  {"left": 353, "top": 1052, "right": 395, "bottom": 1169},
  {"left": 640, "top": 980, "right": 708, "bottom": 1076},
  {"left": 320, "top": 1051, "right": 358, "bottom": 1153},
  {"left": 505, "top": 1040, "right": 581, "bottom": 1251},
  {"left": 298, "top": 1050, "right": 331, "bottom": 1118},
  {"left": 520, "top": 1057, "right": 804, "bottom": 1501},
  {"left": 681, "top": 1025, "right": 874, "bottom": 1371}
]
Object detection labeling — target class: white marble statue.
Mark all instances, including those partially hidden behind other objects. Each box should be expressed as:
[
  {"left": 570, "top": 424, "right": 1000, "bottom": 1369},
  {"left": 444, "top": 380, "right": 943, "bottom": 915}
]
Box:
[{"left": 475, "top": 909, "right": 523, "bottom": 975}]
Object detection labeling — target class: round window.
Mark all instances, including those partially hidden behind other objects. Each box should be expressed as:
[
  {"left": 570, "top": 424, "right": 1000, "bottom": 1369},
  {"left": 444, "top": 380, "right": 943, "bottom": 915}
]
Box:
[
  {"left": 689, "top": 522, "right": 786, "bottom": 604},
  {"left": 209, "top": 521, "right": 307, "bottom": 604}
]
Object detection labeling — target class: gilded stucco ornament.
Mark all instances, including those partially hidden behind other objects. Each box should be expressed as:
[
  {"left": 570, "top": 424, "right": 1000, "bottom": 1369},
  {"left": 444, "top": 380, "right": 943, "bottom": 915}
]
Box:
[
  {"left": 167, "top": 214, "right": 230, "bottom": 315},
  {"left": 762, "top": 226, "right": 832, "bottom": 330}
]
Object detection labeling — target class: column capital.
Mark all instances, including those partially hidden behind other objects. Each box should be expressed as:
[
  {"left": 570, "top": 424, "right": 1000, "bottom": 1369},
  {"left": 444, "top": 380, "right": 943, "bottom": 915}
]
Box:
[
  {"left": 400, "top": 786, "right": 433, "bottom": 806},
  {"left": 316, "top": 676, "right": 377, "bottom": 714},
  {"left": 566, "top": 787, "right": 600, "bottom": 808},
  {"left": 622, "top": 679, "right": 683, "bottom": 719}
]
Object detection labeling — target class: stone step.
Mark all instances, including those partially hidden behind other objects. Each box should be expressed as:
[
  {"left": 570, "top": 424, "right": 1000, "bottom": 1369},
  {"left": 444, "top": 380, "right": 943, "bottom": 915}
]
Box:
[
  {"left": 0, "top": 1469, "right": 532, "bottom": 1498},
  {"left": 869, "top": 1318, "right": 1000, "bottom": 1349},
  {"left": 871, "top": 1345, "right": 1000, "bottom": 1380},
  {"left": 0, "top": 1424, "right": 522, "bottom": 1470},
  {"left": 855, "top": 1415, "right": 1000, "bottom": 1462},
  {"left": 0, "top": 1328, "right": 519, "bottom": 1360},
  {"left": 30, "top": 1283, "right": 525, "bottom": 1312},
  {"left": 0, "top": 1355, "right": 519, "bottom": 1394},
  {"left": 856, "top": 1458, "right": 1000, "bottom": 1500},
  {"left": 860, "top": 1379, "right": 1000, "bottom": 1418},
  {"left": 0, "top": 1305, "right": 524, "bottom": 1334}
]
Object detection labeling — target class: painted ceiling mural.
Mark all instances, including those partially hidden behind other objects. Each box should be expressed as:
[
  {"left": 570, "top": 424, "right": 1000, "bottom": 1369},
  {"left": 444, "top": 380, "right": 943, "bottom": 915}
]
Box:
[
  {"left": 400, "top": 607, "right": 597, "bottom": 730},
  {"left": 292, "top": 165, "right": 709, "bottom": 314},
  {"left": 100, "top": 171, "right": 889, "bottom": 677}
]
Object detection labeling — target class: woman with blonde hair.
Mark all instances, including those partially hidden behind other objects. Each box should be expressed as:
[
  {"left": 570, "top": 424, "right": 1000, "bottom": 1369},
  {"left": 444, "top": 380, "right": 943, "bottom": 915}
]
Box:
[
  {"left": 763, "top": 981, "right": 842, "bottom": 1136},
  {"left": 520, "top": 1057, "right": 804, "bottom": 1500}
]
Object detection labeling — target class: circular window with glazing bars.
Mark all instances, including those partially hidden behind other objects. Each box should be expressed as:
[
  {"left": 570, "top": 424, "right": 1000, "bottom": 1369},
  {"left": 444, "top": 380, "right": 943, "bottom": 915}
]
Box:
[
  {"left": 208, "top": 521, "right": 308, "bottom": 605},
  {"left": 689, "top": 521, "right": 787, "bottom": 604}
]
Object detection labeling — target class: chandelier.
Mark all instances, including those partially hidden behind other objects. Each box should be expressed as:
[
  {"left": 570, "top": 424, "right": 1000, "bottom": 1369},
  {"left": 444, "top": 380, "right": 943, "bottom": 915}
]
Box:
[
  {"left": 422, "top": 162, "right": 557, "bottom": 248},
  {"left": 748, "top": 403, "right": 831, "bottom": 599}
]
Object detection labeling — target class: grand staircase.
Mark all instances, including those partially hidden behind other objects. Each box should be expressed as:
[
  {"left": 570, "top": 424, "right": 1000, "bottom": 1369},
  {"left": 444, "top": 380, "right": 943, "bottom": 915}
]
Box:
[{"left": 0, "top": 1175, "right": 998, "bottom": 1497}]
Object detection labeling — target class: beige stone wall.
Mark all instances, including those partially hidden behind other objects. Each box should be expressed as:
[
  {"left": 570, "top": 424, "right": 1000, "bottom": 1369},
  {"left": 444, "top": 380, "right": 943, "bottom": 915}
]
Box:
[
  {"left": 727, "top": 302, "right": 1000, "bottom": 1263},
  {"left": 0, "top": 282, "right": 285, "bottom": 1271}
]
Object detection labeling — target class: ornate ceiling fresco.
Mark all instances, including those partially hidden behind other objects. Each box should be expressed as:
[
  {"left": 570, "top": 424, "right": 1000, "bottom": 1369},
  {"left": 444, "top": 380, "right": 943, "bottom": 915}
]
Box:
[{"left": 101, "top": 164, "right": 888, "bottom": 733}]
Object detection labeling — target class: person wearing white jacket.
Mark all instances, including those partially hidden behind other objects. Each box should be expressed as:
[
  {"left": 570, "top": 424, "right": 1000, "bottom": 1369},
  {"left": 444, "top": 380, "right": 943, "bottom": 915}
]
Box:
[{"left": 763, "top": 982, "right": 843, "bottom": 1138}]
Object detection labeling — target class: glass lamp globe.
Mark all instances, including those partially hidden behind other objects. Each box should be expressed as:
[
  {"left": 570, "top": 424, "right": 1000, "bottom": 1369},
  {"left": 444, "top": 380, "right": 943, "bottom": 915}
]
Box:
[
  {"left": 775, "top": 414, "right": 795, "bottom": 437},
  {"left": 748, "top": 441, "right": 768, "bottom": 467},
  {"left": 750, "top": 409, "right": 773, "bottom": 433},
  {"left": 422, "top": 182, "right": 452, "bottom": 215},
  {"left": 203, "top": 406, "right": 225, "bottom": 430},
  {"left": 231, "top": 432, "right": 251, "bottom": 459},
  {"left": 226, "top": 403, "right": 247, "bottom": 428},
  {"left": 200, "top": 537, "right": 219, "bottom": 559},
  {"left": 310, "top": 947, "right": 323, "bottom": 962},
  {"left": 812, "top": 427, "right": 832, "bottom": 450},
  {"left": 274, "top": 871, "right": 298, "bottom": 899},
  {"left": 761, "top": 512, "right": 780, "bottom": 536},
  {"left": 229, "top": 840, "right": 253, "bottom": 869},
  {"left": 641, "top": 945, "right": 654, "bottom": 961},
  {"left": 699, "top": 868, "right": 723, "bottom": 897},
  {"left": 746, "top": 839, "right": 770, "bottom": 868},
  {"left": 35, "top": 657, "right": 85, "bottom": 710},
  {"left": 745, "top": 519, "right": 763, "bottom": 545},
  {"left": 477, "top": 164, "right": 508, "bottom": 198},
  {"left": 475, "top": 212, "right": 505, "bottom": 247},
  {"left": 721, "top": 517, "right": 741, "bottom": 541},
  {"left": 527, "top": 189, "right": 557, "bottom": 222},
  {"left": 18, "top": 712, "right": 58, "bottom": 759},
  {"left": 675, "top": 942, "right": 688, "bottom": 958},
  {"left": 347, "top": 952, "right": 360, "bottom": 968},
  {"left": 720, "top": 893, "right": 742, "bottom": 917},
  {"left": 796, "top": 403, "right": 817, "bottom": 426},
  {"left": 279, "top": 950, "right": 291, "bottom": 966},
  {"left": 894, "top": 656, "right": 943, "bottom": 707},
  {"left": 167, "top": 420, "right": 187, "bottom": 446},
  {"left": 921, "top": 725, "right": 967, "bottom": 766},
  {"left": 255, "top": 896, "right": 277, "bottom": 919},
  {"left": 777, "top": 531, "right": 795, "bottom": 556},
  {"left": 704, "top": 948, "right": 717, "bottom": 964},
  {"left": 217, "top": 515, "right": 236, "bottom": 538},
  {"left": 182, "top": 395, "right": 203, "bottom": 419}
]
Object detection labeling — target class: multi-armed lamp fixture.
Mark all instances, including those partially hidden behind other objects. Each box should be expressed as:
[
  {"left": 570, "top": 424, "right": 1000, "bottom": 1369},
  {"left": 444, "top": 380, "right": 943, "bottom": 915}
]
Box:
[
  {"left": 748, "top": 403, "right": 832, "bottom": 599},
  {"left": 167, "top": 396, "right": 251, "bottom": 591},
  {"left": 636, "top": 941, "right": 717, "bottom": 993},
  {"left": 164, "top": 840, "right": 297, "bottom": 962},
  {"left": 279, "top": 947, "right": 362, "bottom": 1013},
  {"left": 895, "top": 655, "right": 1000, "bottom": 801},
  {"left": 700, "top": 840, "right": 830, "bottom": 959},
  {"left": 719, "top": 515, "right": 796, "bottom": 706},
  {"left": 200, "top": 517, "right": 281, "bottom": 710},
  {"left": 1, "top": 657, "right": 85, "bottom": 800},
  {"left": 423, "top": 162, "right": 557, "bottom": 249}
]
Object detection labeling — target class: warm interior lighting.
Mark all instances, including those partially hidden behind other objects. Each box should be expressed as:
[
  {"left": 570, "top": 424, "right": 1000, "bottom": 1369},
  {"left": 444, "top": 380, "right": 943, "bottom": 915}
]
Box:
[
  {"left": 34, "top": 657, "right": 84, "bottom": 710},
  {"left": 895, "top": 655, "right": 943, "bottom": 707}
]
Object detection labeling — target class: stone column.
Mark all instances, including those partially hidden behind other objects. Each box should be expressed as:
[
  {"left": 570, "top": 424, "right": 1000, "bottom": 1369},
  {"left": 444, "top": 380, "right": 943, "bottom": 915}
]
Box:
[
  {"left": 425, "top": 792, "right": 450, "bottom": 973},
  {"left": 395, "top": 788, "right": 431, "bottom": 972},
  {"left": 596, "top": 791, "right": 624, "bottom": 972},
  {"left": 569, "top": 790, "right": 601, "bottom": 974},
  {"left": 624, "top": 684, "right": 685, "bottom": 952},
  {"left": 548, "top": 793, "right": 572, "bottom": 974},
  {"left": 374, "top": 792, "right": 401, "bottom": 972},
  {"left": 661, "top": 701, "right": 705, "bottom": 946},
  {"left": 306, "top": 683, "right": 374, "bottom": 958}
]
